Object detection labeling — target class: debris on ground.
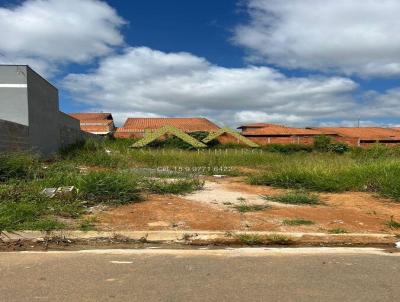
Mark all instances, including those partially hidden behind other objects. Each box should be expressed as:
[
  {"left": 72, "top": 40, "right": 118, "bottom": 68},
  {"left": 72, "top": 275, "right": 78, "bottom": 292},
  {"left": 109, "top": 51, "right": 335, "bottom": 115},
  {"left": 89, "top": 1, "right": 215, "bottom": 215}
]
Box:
[
  {"left": 41, "top": 186, "right": 78, "bottom": 199},
  {"left": 213, "top": 175, "right": 226, "bottom": 178}
]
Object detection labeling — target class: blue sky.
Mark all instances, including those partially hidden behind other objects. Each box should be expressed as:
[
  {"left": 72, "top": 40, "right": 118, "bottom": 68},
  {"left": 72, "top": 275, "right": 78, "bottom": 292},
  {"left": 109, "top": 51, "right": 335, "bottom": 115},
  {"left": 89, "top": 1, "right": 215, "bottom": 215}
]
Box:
[{"left": 1, "top": 0, "right": 400, "bottom": 127}]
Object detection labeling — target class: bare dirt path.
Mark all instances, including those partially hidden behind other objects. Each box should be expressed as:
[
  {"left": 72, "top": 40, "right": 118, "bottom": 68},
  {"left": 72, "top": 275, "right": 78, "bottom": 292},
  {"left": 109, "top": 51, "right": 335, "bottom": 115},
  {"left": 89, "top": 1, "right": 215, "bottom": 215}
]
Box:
[{"left": 96, "top": 177, "right": 400, "bottom": 234}]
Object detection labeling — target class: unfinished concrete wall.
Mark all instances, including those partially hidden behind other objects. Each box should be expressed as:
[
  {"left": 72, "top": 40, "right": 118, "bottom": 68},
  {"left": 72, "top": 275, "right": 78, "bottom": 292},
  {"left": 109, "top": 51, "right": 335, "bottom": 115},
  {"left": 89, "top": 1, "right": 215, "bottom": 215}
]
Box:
[
  {"left": 58, "top": 112, "right": 100, "bottom": 148},
  {"left": 26, "top": 67, "right": 60, "bottom": 155},
  {"left": 0, "top": 65, "right": 100, "bottom": 155},
  {"left": 0, "top": 119, "right": 29, "bottom": 152}
]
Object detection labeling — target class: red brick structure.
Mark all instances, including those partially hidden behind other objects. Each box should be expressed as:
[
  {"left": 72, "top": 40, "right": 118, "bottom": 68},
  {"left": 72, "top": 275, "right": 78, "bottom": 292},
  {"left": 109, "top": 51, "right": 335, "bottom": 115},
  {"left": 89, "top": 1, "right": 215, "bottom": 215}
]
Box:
[
  {"left": 238, "top": 123, "right": 337, "bottom": 145},
  {"left": 68, "top": 113, "right": 115, "bottom": 136},
  {"left": 312, "top": 127, "right": 400, "bottom": 147}
]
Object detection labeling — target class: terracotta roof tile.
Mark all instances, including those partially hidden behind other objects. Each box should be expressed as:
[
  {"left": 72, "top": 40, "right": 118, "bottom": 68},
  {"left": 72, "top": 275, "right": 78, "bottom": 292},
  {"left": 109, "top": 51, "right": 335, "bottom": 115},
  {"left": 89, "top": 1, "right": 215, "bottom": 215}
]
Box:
[
  {"left": 69, "top": 113, "right": 113, "bottom": 121},
  {"left": 238, "top": 123, "right": 277, "bottom": 128},
  {"left": 240, "top": 124, "right": 329, "bottom": 136},
  {"left": 68, "top": 113, "right": 114, "bottom": 134},
  {"left": 119, "top": 117, "right": 220, "bottom": 132},
  {"left": 314, "top": 127, "right": 400, "bottom": 140}
]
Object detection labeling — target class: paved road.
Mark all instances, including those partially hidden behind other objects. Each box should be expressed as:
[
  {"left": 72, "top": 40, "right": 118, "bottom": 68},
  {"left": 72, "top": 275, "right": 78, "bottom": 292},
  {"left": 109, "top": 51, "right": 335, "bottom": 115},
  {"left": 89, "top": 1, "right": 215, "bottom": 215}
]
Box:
[{"left": 0, "top": 248, "right": 399, "bottom": 302}]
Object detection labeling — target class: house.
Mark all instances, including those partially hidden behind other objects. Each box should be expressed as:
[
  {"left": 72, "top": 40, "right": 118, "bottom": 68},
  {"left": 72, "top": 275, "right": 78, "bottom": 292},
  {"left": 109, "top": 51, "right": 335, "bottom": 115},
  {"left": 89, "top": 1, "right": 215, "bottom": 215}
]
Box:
[
  {"left": 311, "top": 127, "right": 400, "bottom": 147},
  {"left": 238, "top": 123, "right": 337, "bottom": 145},
  {"left": 115, "top": 117, "right": 220, "bottom": 138},
  {"left": 68, "top": 113, "right": 115, "bottom": 136}
]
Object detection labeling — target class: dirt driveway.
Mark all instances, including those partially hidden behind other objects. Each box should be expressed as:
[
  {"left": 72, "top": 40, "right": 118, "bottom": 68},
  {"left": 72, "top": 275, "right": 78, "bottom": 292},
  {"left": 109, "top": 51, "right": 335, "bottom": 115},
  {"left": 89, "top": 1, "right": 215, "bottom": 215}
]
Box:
[{"left": 97, "top": 177, "right": 400, "bottom": 234}]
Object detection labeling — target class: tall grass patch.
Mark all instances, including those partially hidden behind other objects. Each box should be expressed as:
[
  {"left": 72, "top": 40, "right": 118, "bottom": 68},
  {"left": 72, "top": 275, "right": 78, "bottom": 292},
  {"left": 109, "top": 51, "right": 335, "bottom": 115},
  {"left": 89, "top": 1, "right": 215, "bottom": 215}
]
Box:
[
  {"left": 78, "top": 171, "right": 141, "bottom": 204},
  {"left": 250, "top": 154, "right": 400, "bottom": 200},
  {"left": 0, "top": 153, "right": 40, "bottom": 181},
  {"left": 264, "top": 191, "right": 320, "bottom": 205},
  {"left": 143, "top": 178, "right": 204, "bottom": 194}
]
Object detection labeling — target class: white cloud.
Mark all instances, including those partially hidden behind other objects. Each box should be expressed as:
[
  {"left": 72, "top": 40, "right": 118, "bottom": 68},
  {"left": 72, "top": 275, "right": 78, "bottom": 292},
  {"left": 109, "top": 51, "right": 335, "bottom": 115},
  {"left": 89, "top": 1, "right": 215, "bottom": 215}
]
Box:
[
  {"left": 234, "top": 0, "right": 400, "bottom": 77},
  {"left": 234, "top": 111, "right": 307, "bottom": 125},
  {"left": 63, "top": 47, "right": 359, "bottom": 126},
  {"left": 0, "top": 0, "right": 125, "bottom": 75},
  {"left": 361, "top": 88, "right": 400, "bottom": 118}
]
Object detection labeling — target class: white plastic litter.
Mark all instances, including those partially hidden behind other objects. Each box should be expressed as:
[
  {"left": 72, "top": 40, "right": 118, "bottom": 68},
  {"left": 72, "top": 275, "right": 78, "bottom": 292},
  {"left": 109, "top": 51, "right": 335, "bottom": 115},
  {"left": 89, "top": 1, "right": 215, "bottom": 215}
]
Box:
[
  {"left": 41, "top": 186, "right": 78, "bottom": 199},
  {"left": 41, "top": 188, "right": 57, "bottom": 198},
  {"left": 213, "top": 174, "right": 226, "bottom": 178},
  {"left": 396, "top": 241, "right": 400, "bottom": 249}
]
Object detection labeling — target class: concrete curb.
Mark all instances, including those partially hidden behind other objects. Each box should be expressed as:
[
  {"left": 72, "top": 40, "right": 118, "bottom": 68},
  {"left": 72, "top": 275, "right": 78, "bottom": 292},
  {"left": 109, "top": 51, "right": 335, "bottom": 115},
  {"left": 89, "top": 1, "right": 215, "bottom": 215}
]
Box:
[{"left": 1, "top": 230, "right": 397, "bottom": 244}]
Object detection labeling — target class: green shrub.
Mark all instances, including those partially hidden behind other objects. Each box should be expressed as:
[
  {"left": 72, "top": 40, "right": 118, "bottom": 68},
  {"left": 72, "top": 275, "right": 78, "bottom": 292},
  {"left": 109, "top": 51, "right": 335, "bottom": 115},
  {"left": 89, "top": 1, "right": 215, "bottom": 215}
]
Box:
[
  {"left": 78, "top": 171, "right": 141, "bottom": 204},
  {"left": 313, "top": 135, "right": 332, "bottom": 151},
  {"left": 329, "top": 142, "right": 349, "bottom": 154}
]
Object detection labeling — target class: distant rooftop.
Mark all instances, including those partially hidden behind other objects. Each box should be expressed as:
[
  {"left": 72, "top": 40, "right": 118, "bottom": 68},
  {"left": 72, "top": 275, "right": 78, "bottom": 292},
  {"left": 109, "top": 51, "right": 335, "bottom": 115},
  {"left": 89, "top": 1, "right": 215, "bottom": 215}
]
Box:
[{"left": 119, "top": 117, "right": 220, "bottom": 132}]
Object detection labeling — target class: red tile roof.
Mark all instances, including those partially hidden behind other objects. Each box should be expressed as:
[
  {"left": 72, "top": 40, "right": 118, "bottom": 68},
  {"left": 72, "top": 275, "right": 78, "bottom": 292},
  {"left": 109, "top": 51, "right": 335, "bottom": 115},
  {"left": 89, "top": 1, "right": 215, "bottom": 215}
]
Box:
[
  {"left": 314, "top": 127, "right": 400, "bottom": 140},
  {"left": 239, "top": 124, "right": 330, "bottom": 136},
  {"left": 68, "top": 113, "right": 114, "bottom": 134},
  {"left": 69, "top": 113, "right": 113, "bottom": 121},
  {"left": 238, "top": 123, "right": 277, "bottom": 129},
  {"left": 118, "top": 117, "right": 220, "bottom": 132}
]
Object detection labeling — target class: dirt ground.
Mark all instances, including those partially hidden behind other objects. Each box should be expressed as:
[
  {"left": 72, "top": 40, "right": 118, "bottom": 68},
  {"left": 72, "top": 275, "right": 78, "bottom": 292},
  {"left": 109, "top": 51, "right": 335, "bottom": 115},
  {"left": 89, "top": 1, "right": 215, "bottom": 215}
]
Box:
[{"left": 96, "top": 177, "right": 400, "bottom": 234}]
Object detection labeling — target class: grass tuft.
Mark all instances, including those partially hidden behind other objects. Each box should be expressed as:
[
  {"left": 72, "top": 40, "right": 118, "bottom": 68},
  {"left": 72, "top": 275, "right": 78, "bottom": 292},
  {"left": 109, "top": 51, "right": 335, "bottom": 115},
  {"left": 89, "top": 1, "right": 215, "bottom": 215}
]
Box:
[
  {"left": 0, "top": 153, "right": 39, "bottom": 182},
  {"left": 78, "top": 171, "right": 141, "bottom": 205},
  {"left": 233, "top": 204, "right": 270, "bottom": 213},
  {"left": 143, "top": 178, "right": 204, "bottom": 195},
  {"left": 79, "top": 217, "right": 98, "bottom": 231},
  {"left": 328, "top": 228, "right": 348, "bottom": 234},
  {"left": 267, "top": 234, "right": 292, "bottom": 245},
  {"left": 386, "top": 216, "right": 400, "bottom": 229},
  {"left": 237, "top": 234, "right": 263, "bottom": 245},
  {"left": 283, "top": 218, "right": 315, "bottom": 226},
  {"left": 264, "top": 191, "right": 320, "bottom": 205}
]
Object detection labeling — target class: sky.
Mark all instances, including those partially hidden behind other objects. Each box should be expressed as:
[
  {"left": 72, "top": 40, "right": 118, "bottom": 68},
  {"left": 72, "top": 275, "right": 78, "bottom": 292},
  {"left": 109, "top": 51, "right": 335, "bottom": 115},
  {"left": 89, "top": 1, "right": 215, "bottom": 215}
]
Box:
[{"left": 0, "top": 0, "right": 400, "bottom": 127}]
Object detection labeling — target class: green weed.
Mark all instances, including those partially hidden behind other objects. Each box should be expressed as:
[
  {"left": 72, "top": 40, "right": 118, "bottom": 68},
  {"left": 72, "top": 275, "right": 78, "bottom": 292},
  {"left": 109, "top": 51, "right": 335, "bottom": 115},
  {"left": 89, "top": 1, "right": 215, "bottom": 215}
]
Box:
[
  {"left": 283, "top": 218, "right": 315, "bottom": 226},
  {"left": 0, "top": 153, "right": 39, "bottom": 181},
  {"left": 78, "top": 171, "right": 141, "bottom": 204},
  {"left": 386, "top": 216, "right": 400, "bottom": 229},
  {"left": 233, "top": 204, "right": 270, "bottom": 212},
  {"left": 237, "top": 234, "right": 263, "bottom": 245},
  {"left": 264, "top": 191, "right": 320, "bottom": 205},
  {"left": 328, "top": 228, "right": 348, "bottom": 234},
  {"left": 267, "top": 234, "right": 292, "bottom": 245},
  {"left": 143, "top": 178, "right": 204, "bottom": 194}
]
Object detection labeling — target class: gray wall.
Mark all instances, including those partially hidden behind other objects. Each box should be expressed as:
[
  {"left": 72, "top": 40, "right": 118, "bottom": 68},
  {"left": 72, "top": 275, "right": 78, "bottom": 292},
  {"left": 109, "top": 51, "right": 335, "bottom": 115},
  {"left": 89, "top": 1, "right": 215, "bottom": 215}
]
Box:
[
  {"left": 26, "top": 67, "right": 60, "bottom": 155},
  {"left": 59, "top": 112, "right": 85, "bottom": 149},
  {"left": 0, "top": 66, "right": 29, "bottom": 125},
  {"left": 0, "top": 65, "right": 100, "bottom": 156},
  {"left": 0, "top": 119, "right": 29, "bottom": 152}
]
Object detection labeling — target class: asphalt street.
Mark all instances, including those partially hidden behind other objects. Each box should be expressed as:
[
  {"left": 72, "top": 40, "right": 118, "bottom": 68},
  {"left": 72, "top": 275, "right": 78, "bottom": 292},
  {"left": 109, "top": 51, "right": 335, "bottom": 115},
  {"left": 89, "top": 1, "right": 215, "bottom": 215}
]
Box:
[{"left": 0, "top": 248, "right": 399, "bottom": 302}]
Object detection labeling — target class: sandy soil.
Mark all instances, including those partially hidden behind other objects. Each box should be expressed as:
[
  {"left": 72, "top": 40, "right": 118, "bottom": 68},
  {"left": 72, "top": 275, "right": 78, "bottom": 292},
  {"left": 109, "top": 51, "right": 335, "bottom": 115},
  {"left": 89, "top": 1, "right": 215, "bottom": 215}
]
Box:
[{"left": 97, "top": 177, "right": 400, "bottom": 234}]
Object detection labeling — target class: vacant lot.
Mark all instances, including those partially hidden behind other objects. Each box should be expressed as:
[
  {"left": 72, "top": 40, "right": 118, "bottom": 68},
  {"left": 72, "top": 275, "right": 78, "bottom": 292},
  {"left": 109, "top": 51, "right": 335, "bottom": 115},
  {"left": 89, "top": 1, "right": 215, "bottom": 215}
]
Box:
[{"left": 1, "top": 139, "right": 400, "bottom": 235}]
